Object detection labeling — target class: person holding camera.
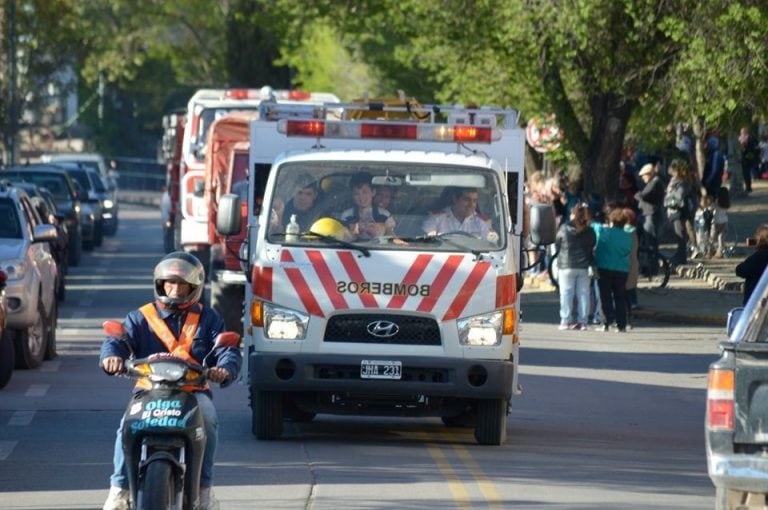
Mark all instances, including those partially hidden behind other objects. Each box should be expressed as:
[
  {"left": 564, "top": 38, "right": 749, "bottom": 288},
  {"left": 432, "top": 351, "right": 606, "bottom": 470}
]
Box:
[{"left": 736, "top": 224, "right": 768, "bottom": 305}]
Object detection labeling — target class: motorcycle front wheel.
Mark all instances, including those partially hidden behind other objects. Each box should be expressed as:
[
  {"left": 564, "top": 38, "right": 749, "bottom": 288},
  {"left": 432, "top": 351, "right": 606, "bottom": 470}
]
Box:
[{"left": 137, "top": 459, "right": 176, "bottom": 509}]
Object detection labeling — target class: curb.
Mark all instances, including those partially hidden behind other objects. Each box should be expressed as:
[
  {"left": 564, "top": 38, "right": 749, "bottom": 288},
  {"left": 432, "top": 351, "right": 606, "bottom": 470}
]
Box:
[{"left": 673, "top": 262, "right": 743, "bottom": 293}]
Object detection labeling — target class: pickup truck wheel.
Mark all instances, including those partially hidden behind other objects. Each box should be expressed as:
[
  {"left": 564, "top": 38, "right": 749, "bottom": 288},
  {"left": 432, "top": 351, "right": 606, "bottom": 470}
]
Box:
[
  {"left": 210, "top": 279, "right": 244, "bottom": 335},
  {"left": 474, "top": 398, "right": 508, "bottom": 445},
  {"left": 0, "top": 330, "right": 14, "bottom": 389},
  {"left": 251, "top": 389, "right": 284, "bottom": 440},
  {"left": 14, "top": 299, "right": 47, "bottom": 369}
]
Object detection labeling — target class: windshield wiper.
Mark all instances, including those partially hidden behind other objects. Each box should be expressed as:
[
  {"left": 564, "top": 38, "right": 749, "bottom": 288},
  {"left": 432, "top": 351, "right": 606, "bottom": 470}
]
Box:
[{"left": 304, "top": 231, "right": 371, "bottom": 257}]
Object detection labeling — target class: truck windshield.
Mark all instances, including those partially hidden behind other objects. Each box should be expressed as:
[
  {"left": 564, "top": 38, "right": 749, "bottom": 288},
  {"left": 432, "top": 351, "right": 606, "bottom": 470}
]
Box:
[
  {"left": 266, "top": 162, "right": 506, "bottom": 252},
  {"left": 192, "top": 107, "right": 260, "bottom": 162}
]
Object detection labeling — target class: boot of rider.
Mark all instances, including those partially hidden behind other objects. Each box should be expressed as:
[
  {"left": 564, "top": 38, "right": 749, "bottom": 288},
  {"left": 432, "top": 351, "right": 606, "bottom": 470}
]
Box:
[{"left": 102, "top": 486, "right": 131, "bottom": 510}]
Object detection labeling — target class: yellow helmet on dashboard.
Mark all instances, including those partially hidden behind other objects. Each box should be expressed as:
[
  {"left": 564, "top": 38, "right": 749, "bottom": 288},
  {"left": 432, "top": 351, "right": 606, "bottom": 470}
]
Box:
[{"left": 309, "top": 217, "right": 349, "bottom": 240}]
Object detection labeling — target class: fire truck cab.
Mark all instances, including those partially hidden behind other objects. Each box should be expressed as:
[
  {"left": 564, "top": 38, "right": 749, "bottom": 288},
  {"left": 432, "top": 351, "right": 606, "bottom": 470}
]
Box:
[{"left": 217, "top": 103, "right": 538, "bottom": 445}]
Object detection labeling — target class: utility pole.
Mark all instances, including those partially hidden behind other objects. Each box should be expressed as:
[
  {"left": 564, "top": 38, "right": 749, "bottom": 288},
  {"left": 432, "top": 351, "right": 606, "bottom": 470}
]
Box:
[{"left": 4, "top": 0, "right": 17, "bottom": 166}]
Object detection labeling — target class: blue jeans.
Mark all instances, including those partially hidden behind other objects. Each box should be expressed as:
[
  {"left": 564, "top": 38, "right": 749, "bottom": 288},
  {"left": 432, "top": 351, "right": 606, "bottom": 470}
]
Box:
[
  {"left": 110, "top": 391, "right": 218, "bottom": 489},
  {"left": 558, "top": 268, "right": 591, "bottom": 325}
]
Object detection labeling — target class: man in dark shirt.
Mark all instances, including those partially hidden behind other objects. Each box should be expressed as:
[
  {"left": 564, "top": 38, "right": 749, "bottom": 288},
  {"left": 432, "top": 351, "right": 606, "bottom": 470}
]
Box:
[{"left": 634, "top": 163, "right": 665, "bottom": 259}]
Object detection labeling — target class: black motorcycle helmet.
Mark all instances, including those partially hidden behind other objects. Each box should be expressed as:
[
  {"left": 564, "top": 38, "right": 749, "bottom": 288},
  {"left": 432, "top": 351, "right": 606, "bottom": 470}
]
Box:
[{"left": 153, "top": 251, "right": 205, "bottom": 311}]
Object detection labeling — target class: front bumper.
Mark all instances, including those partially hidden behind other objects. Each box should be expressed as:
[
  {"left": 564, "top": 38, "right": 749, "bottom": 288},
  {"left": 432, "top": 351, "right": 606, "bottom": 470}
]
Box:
[
  {"left": 709, "top": 453, "right": 768, "bottom": 492},
  {"left": 249, "top": 352, "right": 515, "bottom": 400}
]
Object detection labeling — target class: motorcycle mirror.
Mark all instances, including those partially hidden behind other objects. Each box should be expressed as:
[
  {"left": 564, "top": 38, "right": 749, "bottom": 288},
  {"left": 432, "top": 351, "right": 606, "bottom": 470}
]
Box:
[
  {"left": 213, "top": 331, "right": 240, "bottom": 349},
  {"left": 103, "top": 320, "right": 126, "bottom": 338}
]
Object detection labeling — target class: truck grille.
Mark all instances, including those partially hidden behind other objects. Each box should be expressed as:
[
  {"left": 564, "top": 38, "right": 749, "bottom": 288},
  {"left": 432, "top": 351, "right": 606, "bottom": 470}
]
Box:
[{"left": 324, "top": 314, "right": 441, "bottom": 345}]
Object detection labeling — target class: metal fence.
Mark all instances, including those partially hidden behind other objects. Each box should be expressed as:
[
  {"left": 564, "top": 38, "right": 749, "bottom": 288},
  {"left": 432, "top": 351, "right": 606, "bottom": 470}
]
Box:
[{"left": 112, "top": 156, "right": 165, "bottom": 191}]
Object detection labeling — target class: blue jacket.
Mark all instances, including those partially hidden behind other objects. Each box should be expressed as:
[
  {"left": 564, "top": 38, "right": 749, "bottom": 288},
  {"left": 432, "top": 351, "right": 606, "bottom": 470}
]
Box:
[
  {"left": 592, "top": 223, "right": 632, "bottom": 273},
  {"left": 99, "top": 302, "right": 242, "bottom": 390}
]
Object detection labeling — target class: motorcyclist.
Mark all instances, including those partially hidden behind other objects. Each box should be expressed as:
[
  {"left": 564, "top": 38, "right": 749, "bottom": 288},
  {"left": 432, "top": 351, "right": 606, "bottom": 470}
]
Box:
[{"left": 99, "top": 251, "right": 242, "bottom": 510}]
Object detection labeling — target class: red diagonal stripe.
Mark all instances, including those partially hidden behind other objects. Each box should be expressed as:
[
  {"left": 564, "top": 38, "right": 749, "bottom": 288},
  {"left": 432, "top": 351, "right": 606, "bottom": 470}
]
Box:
[
  {"left": 443, "top": 261, "right": 491, "bottom": 321},
  {"left": 281, "top": 249, "right": 324, "bottom": 317},
  {"left": 417, "top": 255, "right": 464, "bottom": 313},
  {"left": 387, "top": 254, "right": 433, "bottom": 309},
  {"left": 495, "top": 273, "right": 516, "bottom": 308},
  {"left": 306, "top": 250, "right": 348, "bottom": 310},
  {"left": 251, "top": 265, "right": 273, "bottom": 301},
  {"left": 337, "top": 251, "right": 378, "bottom": 308}
]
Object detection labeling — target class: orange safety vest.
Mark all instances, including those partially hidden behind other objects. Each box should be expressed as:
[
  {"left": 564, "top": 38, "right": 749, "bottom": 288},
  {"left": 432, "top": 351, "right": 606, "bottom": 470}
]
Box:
[{"left": 134, "top": 303, "right": 208, "bottom": 391}]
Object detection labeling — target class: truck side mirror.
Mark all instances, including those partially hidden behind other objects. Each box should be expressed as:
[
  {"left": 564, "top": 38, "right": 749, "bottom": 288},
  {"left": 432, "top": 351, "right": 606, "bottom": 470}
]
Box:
[
  {"left": 529, "top": 203, "right": 557, "bottom": 246},
  {"left": 216, "top": 194, "right": 242, "bottom": 235}
]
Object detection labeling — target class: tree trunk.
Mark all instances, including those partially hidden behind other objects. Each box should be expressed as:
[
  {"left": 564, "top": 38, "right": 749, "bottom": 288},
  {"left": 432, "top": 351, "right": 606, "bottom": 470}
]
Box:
[
  {"left": 692, "top": 117, "right": 707, "bottom": 181},
  {"left": 581, "top": 93, "right": 635, "bottom": 201}
]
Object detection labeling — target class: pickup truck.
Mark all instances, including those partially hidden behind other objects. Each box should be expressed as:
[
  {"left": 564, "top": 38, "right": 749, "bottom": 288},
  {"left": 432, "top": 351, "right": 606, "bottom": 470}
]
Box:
[{"left": 707, "top": 267, "right": 768, "bottom": 509}]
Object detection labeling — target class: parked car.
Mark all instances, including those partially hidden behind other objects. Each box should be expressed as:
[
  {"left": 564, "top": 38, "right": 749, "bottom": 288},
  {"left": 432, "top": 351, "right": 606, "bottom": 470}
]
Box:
[
  {"left": 707, "top": 267, "right": 768, "bottom": 509},
  {"left": 0, "top": 268, "right": 12, "bottom": 389},
  {"left": 10, "top": 182, "right": 69, "bottom": 301},
  {"left": 0, "top": 181, "right": 59, "bottom": 368},
  {"left": 40, "top": 152, "right": 118, "bottom": 194},
  {"left": 2, "top": 164, "right": 88, "bottom": 262},
  {"left": 54, "top": 162, "right": 118, "bottom": 237}
]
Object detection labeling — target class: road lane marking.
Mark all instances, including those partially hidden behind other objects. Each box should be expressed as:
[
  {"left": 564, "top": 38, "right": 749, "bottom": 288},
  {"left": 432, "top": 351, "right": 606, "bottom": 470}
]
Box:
[
  {"left": 519, "top": 365, "right": 706, "bottom": 389},
  {"left": 447, "top": 434, "right": 502, "bottom": 509},
  {"left": 424, "top": 442, "right": 471, "bottom": 509},
  {"left": 25, "top": 384, "right": 49, "bottom": 397},
  {"left": 9, "top": 411, "right": 35, "bottom": 426},
  {"left": 0, "top": 441, "right": 17, "bottom": 460}
]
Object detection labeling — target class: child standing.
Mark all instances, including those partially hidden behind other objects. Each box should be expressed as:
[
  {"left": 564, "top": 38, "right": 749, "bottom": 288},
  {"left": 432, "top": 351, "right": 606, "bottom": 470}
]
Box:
[{"left": 711, "top": 186, "right": 730, "bottom": 258}]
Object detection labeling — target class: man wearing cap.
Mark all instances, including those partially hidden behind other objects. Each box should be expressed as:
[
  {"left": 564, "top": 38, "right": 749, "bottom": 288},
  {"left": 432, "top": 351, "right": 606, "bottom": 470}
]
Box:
[
  {"left": 270, "top": 174, "right": 321, "bottom": 234},
  {"left": 634, "top": 162, "right": 665, "bottom": 262}
]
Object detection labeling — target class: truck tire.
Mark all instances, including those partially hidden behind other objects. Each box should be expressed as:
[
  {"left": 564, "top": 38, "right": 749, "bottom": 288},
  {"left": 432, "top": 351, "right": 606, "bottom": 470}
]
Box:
[
  {"left": 209, "top": 279, "right": 244, "bottom": 335},
  {"left": 0, "top": 330, "right": 14, "bottom": 389},
  {"left": 251, "top": 389, "right": 283, "bottom": 440},
  {"left": 474, "top": 398, "right": 508, "bottom": 445},
  {"left": 138, "top": 459, "right": 176, "bottom": 509},
  {"left": 14, "top": 299, "right": 47, "bottom": 369}
]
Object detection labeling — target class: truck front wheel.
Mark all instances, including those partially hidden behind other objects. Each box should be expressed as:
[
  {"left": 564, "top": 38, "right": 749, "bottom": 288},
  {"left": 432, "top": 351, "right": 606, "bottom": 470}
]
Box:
[
  {"left": 474, "top": 398, "right": 508, "bottom": 445},
  {"left": 251, "top": 389, "right": 284, "bottom": 440}
]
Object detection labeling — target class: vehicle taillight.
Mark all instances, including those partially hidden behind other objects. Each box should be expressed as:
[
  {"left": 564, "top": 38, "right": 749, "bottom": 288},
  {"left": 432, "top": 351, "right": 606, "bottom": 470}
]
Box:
[
  {"left": 225, "top": 89, "right": 259, "bottom": 100},
  {"left": 278, "top": 119, "right": 500, "bottom": 143},
  {"left": 288, "top": 90, "right": 312, "bottom": 100},
  {"left": 707, "top": 368, "right": 735, "bottom": 431}
]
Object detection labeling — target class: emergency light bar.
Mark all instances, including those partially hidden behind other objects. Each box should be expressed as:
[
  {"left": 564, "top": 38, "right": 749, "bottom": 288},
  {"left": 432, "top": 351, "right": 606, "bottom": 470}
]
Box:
[{"left": 277, "top": 119, "right": 500, "bottom": 143}]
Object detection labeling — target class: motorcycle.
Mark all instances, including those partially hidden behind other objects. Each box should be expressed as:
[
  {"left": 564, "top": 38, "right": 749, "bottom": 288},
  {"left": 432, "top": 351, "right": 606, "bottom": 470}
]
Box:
[{"left": 103, "top": 320, "right": 240, "bottom": 510}]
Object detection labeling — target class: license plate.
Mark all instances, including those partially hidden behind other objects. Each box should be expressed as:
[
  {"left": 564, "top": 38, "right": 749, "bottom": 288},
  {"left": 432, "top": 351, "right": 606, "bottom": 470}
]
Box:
[{"left": 360, "top": 360, "right": 402, "bottom": 380}]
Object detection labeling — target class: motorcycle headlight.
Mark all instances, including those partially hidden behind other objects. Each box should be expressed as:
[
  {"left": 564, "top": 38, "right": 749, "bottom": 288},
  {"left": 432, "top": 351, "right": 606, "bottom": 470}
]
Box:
[
  {"left": 457, "top": 311, "right": 503, "bottom": 346},
  {"left": 2, "top": 259, "right": 28, "bottom": 280},
  {"left": 264, "top": 303, "right": 309, "bottom": 340},
  {"left": 149, "top": 361, "right": 187, "bottom": 382}
]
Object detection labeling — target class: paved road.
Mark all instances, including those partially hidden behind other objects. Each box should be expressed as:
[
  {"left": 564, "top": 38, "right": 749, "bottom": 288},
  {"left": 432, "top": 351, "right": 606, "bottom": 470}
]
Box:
[{"left": 0, "top": 204, "right": 720, "bottom": 509}]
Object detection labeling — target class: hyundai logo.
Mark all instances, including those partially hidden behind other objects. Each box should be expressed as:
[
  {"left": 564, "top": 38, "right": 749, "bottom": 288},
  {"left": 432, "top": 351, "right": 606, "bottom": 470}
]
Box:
[{"left": 366, "top": 320, "right": 400, "bottom": 338}]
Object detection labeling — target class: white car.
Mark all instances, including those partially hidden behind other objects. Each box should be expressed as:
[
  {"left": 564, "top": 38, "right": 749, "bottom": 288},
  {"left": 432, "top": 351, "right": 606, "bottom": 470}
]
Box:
[{"left": 0, "top": 182, "right": 59, "bottom": 369}]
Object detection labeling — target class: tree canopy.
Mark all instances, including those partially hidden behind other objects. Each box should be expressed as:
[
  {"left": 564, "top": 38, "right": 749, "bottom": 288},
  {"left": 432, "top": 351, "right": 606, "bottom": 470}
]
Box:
[{"left": 2, "top": 0, "right": 767, "bottom": 198}]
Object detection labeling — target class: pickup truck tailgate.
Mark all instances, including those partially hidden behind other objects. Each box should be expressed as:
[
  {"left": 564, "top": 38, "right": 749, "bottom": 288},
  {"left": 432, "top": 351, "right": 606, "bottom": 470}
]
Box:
[{"left": 733, "top": 343, "right": 768, "bottom": 445}]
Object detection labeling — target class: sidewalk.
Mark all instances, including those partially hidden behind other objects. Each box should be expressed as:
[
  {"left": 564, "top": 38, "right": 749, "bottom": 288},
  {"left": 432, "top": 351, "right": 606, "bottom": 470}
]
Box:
[{"left": 523, "top": 179, "right": 768, "bottom": 327}]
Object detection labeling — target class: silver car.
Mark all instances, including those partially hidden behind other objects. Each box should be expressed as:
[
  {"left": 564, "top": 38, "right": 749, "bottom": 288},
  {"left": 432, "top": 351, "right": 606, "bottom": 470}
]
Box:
[{"left": 0, "top": 182, "right": 59, "bottom": 369}]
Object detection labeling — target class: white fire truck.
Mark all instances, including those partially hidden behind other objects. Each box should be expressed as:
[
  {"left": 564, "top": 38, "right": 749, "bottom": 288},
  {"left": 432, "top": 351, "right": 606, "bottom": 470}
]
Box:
[
  {"left": 217, "top": 102, "right": 548, "bottom": 445},
  {"left": 177, "top": 87, "right": 338, "bottom": 269}
]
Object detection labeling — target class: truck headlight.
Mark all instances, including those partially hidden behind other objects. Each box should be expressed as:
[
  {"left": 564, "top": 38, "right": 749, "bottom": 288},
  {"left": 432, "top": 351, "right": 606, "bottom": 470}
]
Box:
[
  {"left": 264, "top": 303, "right": 309, "bottom": 340},
  {"left": 102, "top": 199, "right": 114, "bottom": 209},
  {"left": 2, "top": 259, "right": 28, "bottom": 280},
  {"left": 457, "top": 311, "right": 503, "bottom": 346}
]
